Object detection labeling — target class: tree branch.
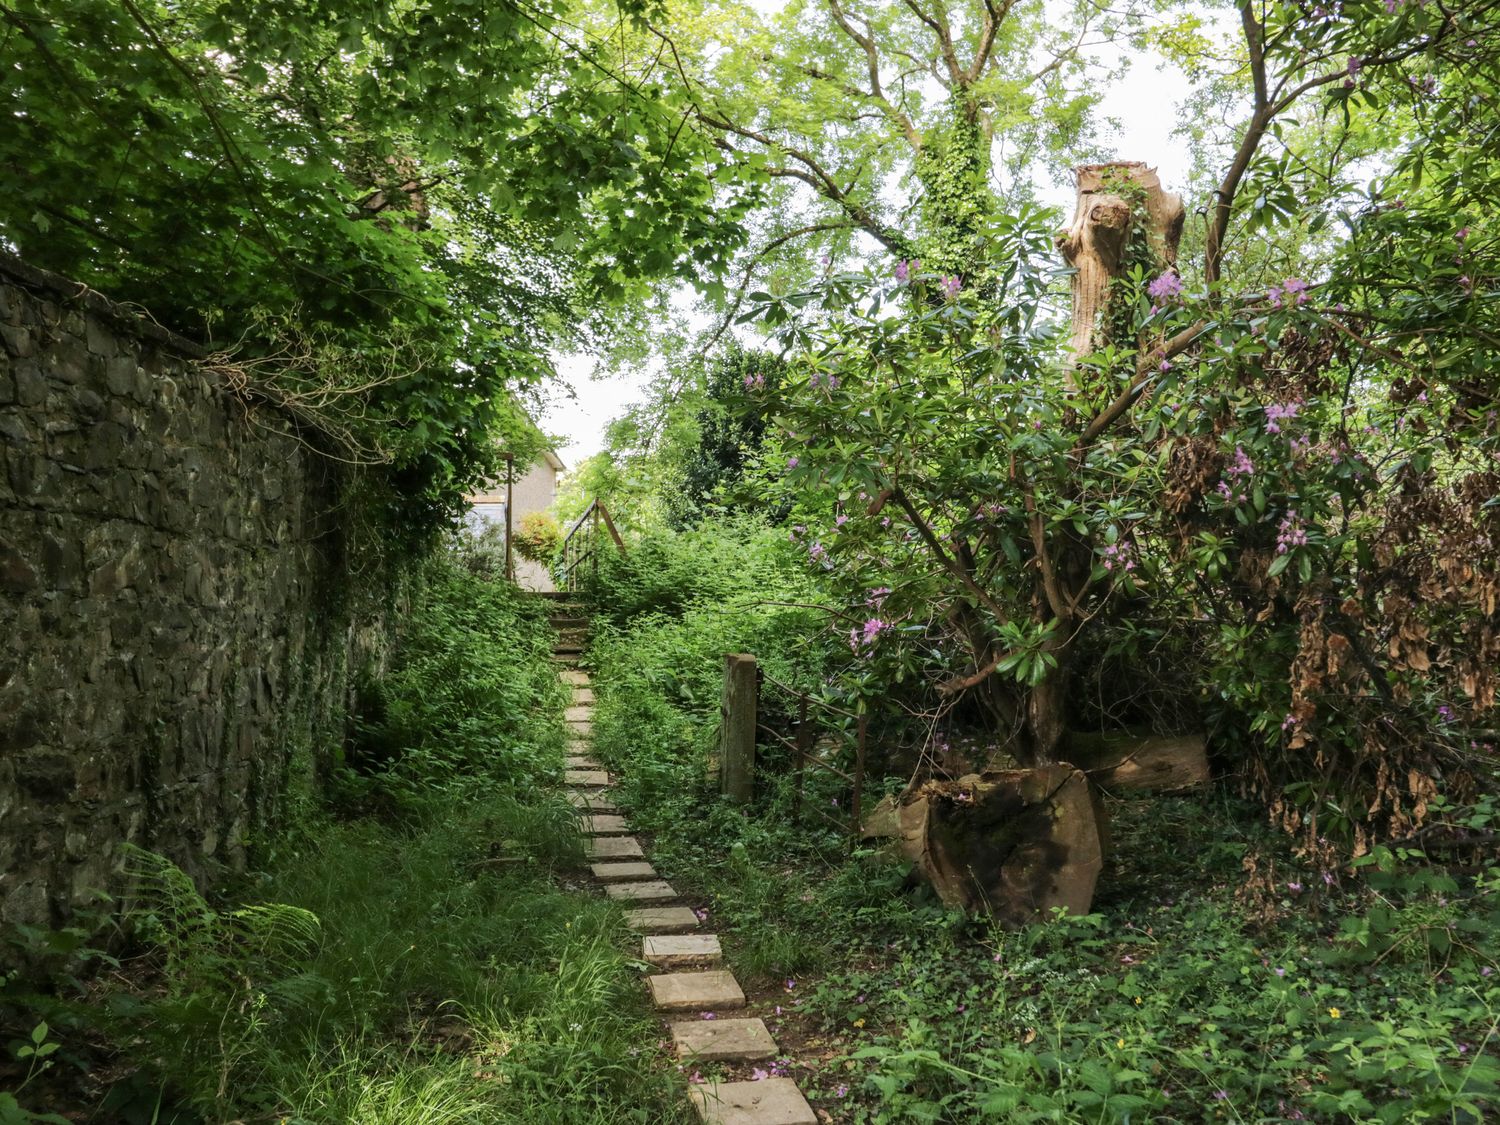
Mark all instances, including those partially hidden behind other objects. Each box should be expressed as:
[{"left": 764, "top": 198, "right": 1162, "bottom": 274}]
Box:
[
  {"left": 899, "top": 0, "right": 962, "bottom": 85},
  {"left": 893, "top": 488, "right": 1012, "bottom": 623},
  {"left": 823, "top": 0, "right": 922, "bottom": 146}
]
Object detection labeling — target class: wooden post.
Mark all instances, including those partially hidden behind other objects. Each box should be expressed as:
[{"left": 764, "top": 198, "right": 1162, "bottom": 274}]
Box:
[
  {"left": 503, "top": 453, "right": 515, "bottom": 583},
  {"left": 792, "top": 695, "right": 810, "bottom": 823},
  {"left": 851, "top": 713, "right": 867, "bottom": 850},
  {"left": 720, "top": 654, "right": 758, "bottom": 804}
]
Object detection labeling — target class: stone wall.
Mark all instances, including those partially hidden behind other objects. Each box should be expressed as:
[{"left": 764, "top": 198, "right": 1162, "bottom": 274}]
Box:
[{"left": 0, "top": 254, "right": 385, "bottom": 926}]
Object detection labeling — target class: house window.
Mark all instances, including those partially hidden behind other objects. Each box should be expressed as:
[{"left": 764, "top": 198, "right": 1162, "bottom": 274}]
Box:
[{"left": 467, "top": 502, "right": 507, "bottom": 530}]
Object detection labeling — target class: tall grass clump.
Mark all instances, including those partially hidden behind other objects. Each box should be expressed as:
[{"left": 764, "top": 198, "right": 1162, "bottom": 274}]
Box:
[{"left": 0, "top": 545, "right": 691, "bottom": 1123}]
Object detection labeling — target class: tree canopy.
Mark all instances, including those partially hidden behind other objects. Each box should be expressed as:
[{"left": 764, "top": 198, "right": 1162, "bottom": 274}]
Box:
[{"left": 1, "top": 0, "right": 752, "bottom": 540}]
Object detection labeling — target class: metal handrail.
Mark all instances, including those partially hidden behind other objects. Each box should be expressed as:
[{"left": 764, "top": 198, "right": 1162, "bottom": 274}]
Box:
[{"left": 557, "top": 498, "right": 626, "bottom": 592}]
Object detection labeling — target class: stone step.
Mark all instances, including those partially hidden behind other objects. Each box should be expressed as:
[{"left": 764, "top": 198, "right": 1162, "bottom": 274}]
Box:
[
  {"left": 688, "top": 1079, "right": 816, "bottom": 1125},
  {"left": 572, "top": 688, "right": 596, "bottom": 704},
  {"left": 643, "top": 934, "right": 722, "bottom": 968},
  {"left": 592, "top": 861, "right": 657, "bottom": 882},
  {"left": 552, "top": 653, "right": 583, "bottom": 665},
  {"left": 647, "top": 970, "right": 745, "bottom": 1011},
  {"left": 582, "top": 815, "right": 629, "bottom": 835},
  {"left": 567, "top": 792, "right": 617, "bottom": 812},
  {"left": 564, "top": 705, "right": 592, "bottom": 722},
  {"left": 565, "top": 756, "right": 603, "bottom": 771},
  {"left": 605, "top": 880, "right": 678, "bottom": 902},
  {"left": 585, "top": 836, "right": 644, "bottom": 860},
  {"left": 624, "top": 906, "right": 699, "bottom": 933},
  {"left": 566, "top": 719, "right": 593, "bottom": 735},
  {"left": 564, "top": 770, "right": 610, "bottom": 787},
  {"left": 670, "top": 1017, "right": 778, "bottom": 1062},
  {"left": 560, "top": 669, "right": 590, "bottom": 686}
]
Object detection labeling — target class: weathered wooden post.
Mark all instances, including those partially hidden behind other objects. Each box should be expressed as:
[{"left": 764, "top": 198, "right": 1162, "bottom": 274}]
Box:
[{"left": 720, "top": 654, "right": 758, "bottom": 803}]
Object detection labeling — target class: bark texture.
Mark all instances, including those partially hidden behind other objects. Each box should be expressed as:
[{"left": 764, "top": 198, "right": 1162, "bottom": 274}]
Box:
[
  {"left": 1057, "top": 162, "right": 1186, "bottom": 364},
  {"left": 890, "top": 767, "right": 1108, "bottom": 925}
]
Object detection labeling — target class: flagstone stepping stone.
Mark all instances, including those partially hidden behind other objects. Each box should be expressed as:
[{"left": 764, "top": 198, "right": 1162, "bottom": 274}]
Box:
[
  {"left": 585, "top": 836, "right": 644, "bottom": 860},
  {"left": 565, "top": 770, "right": 610, "bottom": 787},
  {"left": 605, "top": 880, "right": 678, "bottom": 902},
  {"left": 643, "top": 934, "right": 722, "bottom": 968},
  {"left": 573, "top": 688, "right": 595, "bottom": 704},
  {"left": 670, "top": 1017, "right": 777, "bottom": 1061},
  {"left": 567, "top": 719, "right": 593, "bottom": 734},
  {"left": 565, "top": 756, "right": 603, "bottom": 770},
  {"left": 688, "top": 1078, "right": 816, "bottom": 1125},
  {"left": 647, "top": 970, "right": 745, "bottom": 1011},
  {"left": 624, "top": 906, "right": 698, "bottom": 933},
  {"left": 583, "top": 815, "right": 630, "bottom": 834},
  {"left": 567, "top": 792, "right": 617, "bottom": 811},
  {"left": 592, "top": 862, "right": 657, "bottom": 882},
  {"left": 565, "top": 705, "right": 592, "bottom": 722},
  {"left": 561, "top": 669, "right": 590, "bottom": 685}
]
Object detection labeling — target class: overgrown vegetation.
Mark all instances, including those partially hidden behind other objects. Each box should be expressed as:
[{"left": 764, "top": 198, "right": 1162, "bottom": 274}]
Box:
[
  {"left": 0, "top": 0, "right": 749, "bottom": 549},
  {"left": 0, "top": 550, "right": 689, "bottom": 1123},
  {"left": 584, "top": 521, "right": 1500, "bottom": 1123}
]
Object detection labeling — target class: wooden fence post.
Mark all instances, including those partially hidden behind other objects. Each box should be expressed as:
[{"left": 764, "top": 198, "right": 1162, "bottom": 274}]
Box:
[{"left": 720, "top": 654, "right": 757, "bottom": 803}]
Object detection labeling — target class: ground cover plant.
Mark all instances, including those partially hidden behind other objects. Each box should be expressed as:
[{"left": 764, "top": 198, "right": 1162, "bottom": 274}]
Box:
[
  {"left": 584, "top": 522, "right": 1500, "bottom": 1123},
  {"left": 0, "top": 550, "right": 691, "bottom": 1124}
]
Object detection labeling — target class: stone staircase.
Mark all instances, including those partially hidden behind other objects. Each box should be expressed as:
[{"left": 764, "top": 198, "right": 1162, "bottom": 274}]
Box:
[
  {"left": 545, "top": 593, "right": 589, "bottom": 666},
  {"left": 552, "top": 612, "right": 817, "bottom": 1125}
]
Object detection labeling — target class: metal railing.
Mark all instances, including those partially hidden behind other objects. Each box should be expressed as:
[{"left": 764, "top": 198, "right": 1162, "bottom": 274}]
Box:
[{"left": 557, "top": 499, "right": 625, "bottom": 592}]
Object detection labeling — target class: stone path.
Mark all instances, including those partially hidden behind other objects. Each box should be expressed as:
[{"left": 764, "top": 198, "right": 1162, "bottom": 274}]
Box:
[{"left": 550, "top": 602, "right": 817, "bottom": 1125}]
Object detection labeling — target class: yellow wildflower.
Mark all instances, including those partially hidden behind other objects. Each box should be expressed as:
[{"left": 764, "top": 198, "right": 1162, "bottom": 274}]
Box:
[
  {"left": 1328, "top": 1007, "right": 1341, "bottom": 1020},
  {"left": 1133, "top": 996, "right": 1143, "bottom": 1006},
  {"left": 1117, "top": 1038, "right": 1126, "bottom": 1049},
  {"left": 853, "top": 1018, "right": 865, "bottom": 1028}
]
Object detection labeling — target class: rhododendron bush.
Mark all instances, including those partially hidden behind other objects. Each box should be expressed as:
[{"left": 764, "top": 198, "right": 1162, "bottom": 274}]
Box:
[{"left": 726, "top": 0, "right": 1500, "bottom": 852}]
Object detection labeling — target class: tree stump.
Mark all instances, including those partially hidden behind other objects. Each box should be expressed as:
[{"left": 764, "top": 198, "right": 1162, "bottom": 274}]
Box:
[
  {"left": 1057, "top": 162, "right": 1185, "bottom": 365},
  {"left": 894, "top": 765, "right": 1108, "bottom": 926}
]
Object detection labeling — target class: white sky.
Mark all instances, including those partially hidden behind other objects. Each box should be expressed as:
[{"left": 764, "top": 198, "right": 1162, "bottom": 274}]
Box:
[{"left": 537, "top": 27, "right": 1199, "bottom": 469}]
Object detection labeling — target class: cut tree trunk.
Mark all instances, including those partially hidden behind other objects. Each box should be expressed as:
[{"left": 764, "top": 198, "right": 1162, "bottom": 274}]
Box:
[
  {"left": 1063, "top": 731, "right": 1209, "bottom": 792},
  {"left": 1057, "top": 162, "right": 1185, "bottom": 366},
  {"left": 890, "top": 765, "right": 1108, "bottom": 925}
]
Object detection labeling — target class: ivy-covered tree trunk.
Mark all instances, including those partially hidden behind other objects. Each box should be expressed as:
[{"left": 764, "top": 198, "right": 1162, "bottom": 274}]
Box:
[
  {"left": 911, "top": 94, "right": 993, "bottom": 279},
  {"left": 1058, "top": 163, "right": 1185, "bottom": 364}
]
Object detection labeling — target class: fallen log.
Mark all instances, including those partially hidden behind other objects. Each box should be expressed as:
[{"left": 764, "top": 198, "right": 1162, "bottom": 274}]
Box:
[{"left": 1062, "top": 730, "right": 1209, "bottom": 792}]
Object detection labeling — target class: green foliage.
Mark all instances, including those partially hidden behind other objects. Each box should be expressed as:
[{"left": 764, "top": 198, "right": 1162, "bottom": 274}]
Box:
[
  {"left": 582, "top": 519, "right": 1499, "bottom": 1123},
  {"left": 340, "top": 551, "right": 567, "bottom": 811},
  {"left": 1, "top": 552, "right": 688, "bottom": 1121},
  {"left": 803, "top": 803, "right": 1500, "bottom": 1124},
  {"left": 95, "top": 811, "right": 684, "bottom": 1123},
  {"left": 671, "top": 344, "right": 790, "bottom": 527},
  {"left": 0, "top": 0, "right": 749, "bottom": 540},
  {"left": 514, "top": 511, "right": 563, "bottom": 565},
  {"left": 582, "top": 514, "right": 818, "bottom": 631}
]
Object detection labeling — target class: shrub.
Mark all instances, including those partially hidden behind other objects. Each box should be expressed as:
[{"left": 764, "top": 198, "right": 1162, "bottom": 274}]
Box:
[{"left": 513, "top": 511, "right": 562, "bottom": 564}]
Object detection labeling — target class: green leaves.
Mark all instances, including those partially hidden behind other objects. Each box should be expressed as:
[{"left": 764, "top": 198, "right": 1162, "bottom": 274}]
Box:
[{"left": 0, "top": 0, "right": 748, "bottom": 542}]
